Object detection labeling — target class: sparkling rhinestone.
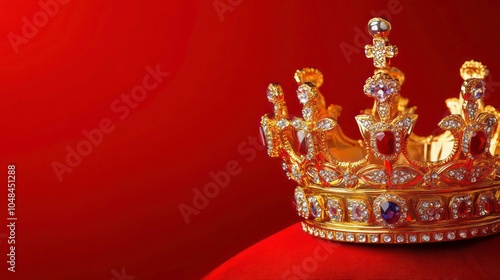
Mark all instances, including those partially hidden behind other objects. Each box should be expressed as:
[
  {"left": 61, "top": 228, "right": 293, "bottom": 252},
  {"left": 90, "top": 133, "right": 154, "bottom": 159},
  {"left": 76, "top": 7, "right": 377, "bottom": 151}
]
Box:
[
  {"left": 370, "top": 234, "right": 379, "bottom": 243},
  {"left": 277, "top": 119, "right": 288, "bottom": 129},
  {"left": 327, "top": 199, "right": 342, "bottom": 222},
  {"left": 317, "top": 119, "right": 334, "bottom": 130},
  {"left": 375, "top": 130, "right": 396, "bottom": 155},
  {"left": 313, "top": 229, "right": 319, "bottom": 236},
  {"left": 434, "top": 233, "right": 444, "bottom": 241},
  {"left": 421, "top": 234, "right": 430, "bottom": 242},
  {"left": 297, "top": 86, "right": 310, "bottom": 104},
  {"left": 459, "top": 230, "right": 467, "bottom": 238},
  {"left": 481, "top": 227, "right": 489, "bottom": 235},
  {"left": 282, "top": 162, "right": 288, "bottom": 171},
  {"left": 358, "top": 234, "right": 367, "bottom": 243},
  {"left": 294, "top": 187, "right": 308, "bottom": 218},
  {"left": 364, "top": 169, "right": 388, "bottom": 184},
  {"left": 396, "top": 235, "right": 405, "bottom": 243},
  {"left": 327, "top": 231, "right": 334, "bottom": 239},
  {"left": 308, "top": 167, "right": 320, "bottom": 184},
  {"left": 336, "top": 232, "right": 344, "bottom": 241},
  {"left": 308, "top": 227, "right": 313, "bottom": 234},
  {"left": 380, "top": 201, "right": 401, "bottom": 224},
  {"left": 291, "top": 164, "right": 302, "bottom": 180},
  {"left": 469, "top": 130, "right": 487, "bottom": 156},
  {"left": 320, "top": 169, "right": 338, "bottom": 184},
  {"left": 383, "top": 234, "right": 392, "bottom": 243},
  {"left": 346, "top": 233, "right": 355, "bottom": 242},
  {"left": 470, "top": 228, "right": 478, "bottom": 236},
  {"left": 301, "top": 223, "right": 307, "bottom": 231},
  {"left": 319, "top": 230, "right": 325, "bottom": 238},
  {"left": 492, "top": 225, "right": 499, "bottom": 233},
  {"left": 447, "top": 231, "right": 456, "bottom": 240},
  {"left": 408, "top": 234, "right": 417, "bottom": 243},
  {"left": 308, "top": 197, "right": 322, "bottom": 219},
  {"left": 302, "top": 107, "right": 312, "bottom": 120}
]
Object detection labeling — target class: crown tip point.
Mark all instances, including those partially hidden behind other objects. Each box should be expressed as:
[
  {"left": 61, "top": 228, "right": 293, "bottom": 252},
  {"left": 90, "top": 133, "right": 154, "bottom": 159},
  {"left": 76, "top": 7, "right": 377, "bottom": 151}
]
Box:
[
  {"left": 266, "top": 83, "right": 284, "bottom": 103},
  {"left": 460, "top": 60, "right": 488, "bottom": 80},
  {"left": 294, "top": 68, "right": 324, "bottom": 88},
  {"left": 368, "top": 17, "right": 392, "bottom": 38}
]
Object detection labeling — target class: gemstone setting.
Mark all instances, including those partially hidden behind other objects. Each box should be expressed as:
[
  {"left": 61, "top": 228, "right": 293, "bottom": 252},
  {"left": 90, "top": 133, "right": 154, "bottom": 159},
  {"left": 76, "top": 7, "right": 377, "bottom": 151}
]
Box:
[
  {"left": 294, "top": 187, "right": 309, "bottom": 218},
  {"left": 373, "top": 194, "right": 408, "bottom": 228},
  {"left": 363, "top": 72, "right": 400, "bottom": 101},
  {"left": 417, "top": 199, "right": 444, "bottom": 222},
  {"left": 308, "top": 196, "right": 323, "bottom": 219},
  {"left": 369, "top": 123, "right": 401, "bottom": 160},
  {"left": 478, "top": 192, "right": 496, "bottom": 216},
  {"left": 380, "top": 201, "right": 400, "bottom": 224},
  {"left": 469, "top": 130, "right": 487, "bottom": 157},
  {"left": 326, "top": 197, "right": 343, "bottom": 222},
  {"left": 375, "top": 131, "right": 396, "bottom": 155},
  {"left": 451, "top": 195, "right": 473, "bottom": 220},
  {"left": 347, "top": 199, "right": 369, "bottom": 223}
]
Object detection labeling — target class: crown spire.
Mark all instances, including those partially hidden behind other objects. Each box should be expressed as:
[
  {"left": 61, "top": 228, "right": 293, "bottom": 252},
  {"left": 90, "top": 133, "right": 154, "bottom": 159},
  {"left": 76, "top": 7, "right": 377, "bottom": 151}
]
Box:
[{"left": 364, "top": 18, "right": 398, "bottom": 68}]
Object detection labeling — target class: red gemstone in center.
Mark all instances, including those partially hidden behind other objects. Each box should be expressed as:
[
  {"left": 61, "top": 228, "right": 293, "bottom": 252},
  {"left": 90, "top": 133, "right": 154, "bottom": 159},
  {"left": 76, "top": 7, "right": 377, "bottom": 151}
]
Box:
[
  {"left": 469, "top": 130, "right": 487, "bottom": 156},
  {"left": 295, "top": 130, "right": 308, "bottom": 155},
  {"left": 485, "top": 198, "right": 495, "bottom": 214},
  {"left": 375, "top": 131, "right": 396, "bottom": 155},
  {"left": 329, "top": 206, "right": 337, "bottom": 216},
  {"left": 457, "top": 201, "right": 469, "bottom": 217}
]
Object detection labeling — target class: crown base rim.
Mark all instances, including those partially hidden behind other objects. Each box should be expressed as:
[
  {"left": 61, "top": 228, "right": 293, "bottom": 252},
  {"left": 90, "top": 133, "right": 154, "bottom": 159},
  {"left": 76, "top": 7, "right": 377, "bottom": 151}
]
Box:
[{"left": 302, "top": 216, "right": 500, "bottom": 244}]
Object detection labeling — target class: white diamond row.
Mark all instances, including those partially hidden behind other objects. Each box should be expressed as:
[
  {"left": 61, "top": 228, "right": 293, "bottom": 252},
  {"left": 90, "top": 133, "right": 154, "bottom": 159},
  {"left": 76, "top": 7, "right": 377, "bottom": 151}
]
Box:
[{"left": 301, "top": 222, "right": 499, "bottom": 244}]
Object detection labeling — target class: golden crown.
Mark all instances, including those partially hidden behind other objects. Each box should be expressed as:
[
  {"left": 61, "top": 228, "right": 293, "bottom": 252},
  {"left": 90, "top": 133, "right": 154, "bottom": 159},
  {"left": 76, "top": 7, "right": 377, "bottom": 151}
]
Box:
[{"left": 260, "top": 18, "right": 500, "bottom": 244}]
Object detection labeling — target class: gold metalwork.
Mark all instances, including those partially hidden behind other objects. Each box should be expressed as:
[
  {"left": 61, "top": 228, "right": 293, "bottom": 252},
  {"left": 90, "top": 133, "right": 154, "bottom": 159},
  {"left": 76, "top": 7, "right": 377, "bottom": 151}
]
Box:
[{"left": 260, "top": 18, "right": 500, "bottom": 243}]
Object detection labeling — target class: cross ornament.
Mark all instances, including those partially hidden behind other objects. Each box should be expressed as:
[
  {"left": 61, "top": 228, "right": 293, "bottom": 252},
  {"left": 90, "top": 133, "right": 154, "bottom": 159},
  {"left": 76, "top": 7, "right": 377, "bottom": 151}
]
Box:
[{"left": 365, "top": 38, "right": 398, "bottom": 68}]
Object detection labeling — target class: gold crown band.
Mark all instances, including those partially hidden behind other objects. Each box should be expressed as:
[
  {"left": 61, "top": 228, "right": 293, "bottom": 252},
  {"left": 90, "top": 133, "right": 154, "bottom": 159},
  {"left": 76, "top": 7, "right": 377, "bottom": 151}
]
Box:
[{"left": 260, "top": 18, "right": 500, "bottom": 243}]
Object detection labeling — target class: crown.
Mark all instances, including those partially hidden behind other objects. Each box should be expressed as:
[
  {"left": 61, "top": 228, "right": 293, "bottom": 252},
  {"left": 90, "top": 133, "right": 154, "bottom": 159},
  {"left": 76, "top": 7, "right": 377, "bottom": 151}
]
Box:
[{"left": 260, "top": 18, "right": 500, "bottom": 244}]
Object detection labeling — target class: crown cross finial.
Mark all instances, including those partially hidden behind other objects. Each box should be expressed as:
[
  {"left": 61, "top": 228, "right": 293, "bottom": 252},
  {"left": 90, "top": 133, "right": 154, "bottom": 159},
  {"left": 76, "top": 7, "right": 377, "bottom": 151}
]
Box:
[{"left": 365, "top": 18, "right": 398, "bottom": 68}]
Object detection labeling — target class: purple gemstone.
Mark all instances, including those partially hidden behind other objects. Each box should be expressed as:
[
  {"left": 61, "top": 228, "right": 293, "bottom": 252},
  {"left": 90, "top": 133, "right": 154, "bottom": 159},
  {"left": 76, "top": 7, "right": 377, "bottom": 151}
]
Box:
[
  {"left": 310, "top": 201, "right": 321, "bottom": 218},
  {"left": 368, "top": 82, "right": 392, "bottom": 101},
  {"left": 380, "top": 201, "right": 400, "bottom": 224},
  {"left": 472, "top": 81, "right": 485, "bottom": 99}
]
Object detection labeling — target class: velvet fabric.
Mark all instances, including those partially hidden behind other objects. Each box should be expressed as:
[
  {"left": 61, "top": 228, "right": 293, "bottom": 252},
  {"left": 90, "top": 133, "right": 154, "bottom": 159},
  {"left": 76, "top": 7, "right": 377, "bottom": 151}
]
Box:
[{"left": 205, "top": 223, "right": 500, "bottom": 279}]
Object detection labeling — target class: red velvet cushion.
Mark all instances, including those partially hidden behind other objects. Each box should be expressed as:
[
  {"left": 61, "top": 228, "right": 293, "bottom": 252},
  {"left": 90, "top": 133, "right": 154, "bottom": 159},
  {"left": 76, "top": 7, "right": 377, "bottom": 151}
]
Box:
[{"left": 204, "top": 223, "right": 500, "bottom": 279}]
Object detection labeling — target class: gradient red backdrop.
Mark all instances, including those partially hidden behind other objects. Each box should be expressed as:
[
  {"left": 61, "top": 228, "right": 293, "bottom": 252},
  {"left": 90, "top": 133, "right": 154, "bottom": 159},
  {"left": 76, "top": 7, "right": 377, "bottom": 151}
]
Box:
[{"left": 1, "top": 1, "right": 500, "bottom": 279}]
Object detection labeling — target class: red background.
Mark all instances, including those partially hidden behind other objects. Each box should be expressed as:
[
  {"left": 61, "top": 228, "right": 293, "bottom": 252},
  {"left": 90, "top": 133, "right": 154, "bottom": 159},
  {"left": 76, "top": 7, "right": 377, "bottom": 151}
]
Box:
[{"left": 1, "top": 1, "right": 500, "bottom": 279}]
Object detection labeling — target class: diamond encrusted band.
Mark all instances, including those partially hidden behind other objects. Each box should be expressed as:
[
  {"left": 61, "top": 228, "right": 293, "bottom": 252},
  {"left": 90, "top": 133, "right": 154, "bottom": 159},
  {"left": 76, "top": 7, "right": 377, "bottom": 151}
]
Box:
[{"left": 302, "top": 220, "right": 499, "bottom": 244}]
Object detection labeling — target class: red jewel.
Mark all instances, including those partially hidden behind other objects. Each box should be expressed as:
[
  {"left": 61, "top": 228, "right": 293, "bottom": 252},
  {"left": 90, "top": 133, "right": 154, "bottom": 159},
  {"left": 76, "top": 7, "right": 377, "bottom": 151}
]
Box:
[
  {"left": 375, "top": 131, "right": 396, "bottom": 155},
  {"left": 329, "top": 206, "right": 337, "bottom": 217},
  {"left": 457, "top": 201, "right": 469, "bottom": 217},
  {"left": 469, "top": 130, "right": 487, "bottom": 156},
  {"left": 259, "top": 126, "right": 267, "bottom": 147},
  {"left": 484, "top": 197, "right": 495, "bottom": 214},
  {"left": 295, "top": 130, "right": 308, "bottom": 155}
]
